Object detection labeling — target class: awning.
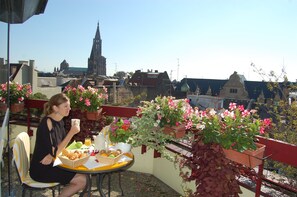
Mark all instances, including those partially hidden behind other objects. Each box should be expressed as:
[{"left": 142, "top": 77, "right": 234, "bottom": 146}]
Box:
[{"left": 0, "top": 0, "right": 48, "bottom": 24}]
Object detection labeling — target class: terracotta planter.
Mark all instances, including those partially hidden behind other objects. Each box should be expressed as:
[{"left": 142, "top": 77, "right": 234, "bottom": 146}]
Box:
[
  {"left": 0, "top": 102, "right": 7, "bottom": 112},
  {"left": 162, "top": 123, "right": 186, "bottom": 138},
  {"left": 223, "top": 142, "right": 266, "bottom": 168},
  {"left": 86, "top": 108, "right": 102, "bottom": 121},
  {"left": 10, "top": 102, "right": 25, "bottom": 113}
]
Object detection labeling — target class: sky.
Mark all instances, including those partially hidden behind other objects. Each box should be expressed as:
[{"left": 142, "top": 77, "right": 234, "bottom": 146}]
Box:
[{"left": 1, "top": 0, "right": 297, "bottom": 82}]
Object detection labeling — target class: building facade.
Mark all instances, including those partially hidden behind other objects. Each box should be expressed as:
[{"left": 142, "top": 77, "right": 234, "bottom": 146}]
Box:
[
  {"left": 174, "top": 71, "right": 290, "bottom": 109},
  {"left": 128, "top": 69, "right": 173, "bottom": 102}
]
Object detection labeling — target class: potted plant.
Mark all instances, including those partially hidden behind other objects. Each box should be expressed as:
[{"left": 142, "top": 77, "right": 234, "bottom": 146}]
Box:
[
  {"left": 178, "top": 102, "right": 271, "bottom": 196},
  {"left": 131, "top": 96, "right": 192, "bottom": 160},
  {"left": 109, "top": 118, "right": 134, "bottom": 153},
  {"left": 187, "top": 102, "right": 271, "bottom": 153},
  {"left": 63, "top": 85, "right": 108, "bottom": 120},
  {"left": 139, "top": 96, "right": 191, "bottom": 137},
  {"left": 63, "top": 85, "right": 85, "bottom": 110},
  {"left": 0, "top": 82, "right": 32, "bottom": 113}
]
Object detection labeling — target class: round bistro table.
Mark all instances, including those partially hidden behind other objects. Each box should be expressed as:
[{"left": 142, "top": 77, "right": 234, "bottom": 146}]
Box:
[{"left": 58, "top": 152, "right": 134, "bottom": 197}]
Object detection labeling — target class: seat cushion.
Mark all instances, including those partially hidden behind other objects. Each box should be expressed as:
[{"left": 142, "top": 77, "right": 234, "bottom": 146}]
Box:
[{"left": 23, "top": 174, "right": 59, "bottom": 188}]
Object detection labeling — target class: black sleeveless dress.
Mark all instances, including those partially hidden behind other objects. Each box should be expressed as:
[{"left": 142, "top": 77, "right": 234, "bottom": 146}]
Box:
[{"left": 30, "top": 117, "right": 75, "bottom": 185}]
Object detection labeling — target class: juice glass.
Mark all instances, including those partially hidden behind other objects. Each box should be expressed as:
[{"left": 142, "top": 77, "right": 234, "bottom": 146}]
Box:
[{"left": 84, "top": 137, "right": 92, "bottom": 146}]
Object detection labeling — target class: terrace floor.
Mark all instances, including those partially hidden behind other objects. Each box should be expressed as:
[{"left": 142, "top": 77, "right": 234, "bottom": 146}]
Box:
[
  {"left": 2, "top": 150, "right": 296, "bottom": 197},
  {"left": 1, "top": 154, "right": 181, "bottom": 197}
]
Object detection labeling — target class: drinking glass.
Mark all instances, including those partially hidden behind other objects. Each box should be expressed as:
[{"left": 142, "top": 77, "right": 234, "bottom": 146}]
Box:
[{"left": 85, "top": 137, "right": 92, "bottom": 146}]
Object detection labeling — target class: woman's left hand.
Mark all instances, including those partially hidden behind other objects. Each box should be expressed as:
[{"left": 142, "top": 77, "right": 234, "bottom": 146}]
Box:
[{"left": 40, "top": 154, "right": 53, "bottom": 165}]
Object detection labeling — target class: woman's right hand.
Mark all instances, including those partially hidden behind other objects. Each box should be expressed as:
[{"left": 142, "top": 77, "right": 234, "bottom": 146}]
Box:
[{"left": 69, "top": 123, "right": 80, "bottom": 136}]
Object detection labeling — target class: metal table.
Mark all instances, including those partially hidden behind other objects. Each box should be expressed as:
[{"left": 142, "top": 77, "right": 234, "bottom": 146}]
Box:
[{"left": 58, "top": 152, "right": 134, "bottom": 197}]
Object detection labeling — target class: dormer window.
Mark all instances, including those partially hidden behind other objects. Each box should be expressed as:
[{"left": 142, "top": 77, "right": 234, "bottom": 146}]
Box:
[{"left": 230, "top": 88, "right": 238, "bottom": 93}]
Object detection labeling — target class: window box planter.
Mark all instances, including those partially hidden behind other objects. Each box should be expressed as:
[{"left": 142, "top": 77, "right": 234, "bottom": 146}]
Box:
[
  {"left": 86, "top": 108, "right": 102, "bottom": 121},
  {"left": 10, "top": 102, "right": 25, "bottom": 113},
  {"left": 223, "top": 142, "right": 266, "bottom": 168}
]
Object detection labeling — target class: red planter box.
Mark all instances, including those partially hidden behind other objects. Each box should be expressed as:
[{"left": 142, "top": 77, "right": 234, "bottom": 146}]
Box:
[{"left": 223, "top": 142, "right": 266, "bottom": 168}]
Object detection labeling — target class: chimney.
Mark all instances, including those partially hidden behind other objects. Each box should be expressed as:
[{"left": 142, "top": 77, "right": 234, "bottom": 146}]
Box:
[
  {"left": 29, "top": 60, "right": 35, "bottom": 89},
  {"left": 19, "top": 60, "right": 28, "bottom": 64},
  {"left": 29, "top": 60, "right": 35, "bottom": 68}
]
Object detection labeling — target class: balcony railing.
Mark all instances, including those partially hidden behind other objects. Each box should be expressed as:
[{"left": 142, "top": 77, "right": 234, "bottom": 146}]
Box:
[{"left": 19, "top": 99, "right": 297, "bottom": 196}]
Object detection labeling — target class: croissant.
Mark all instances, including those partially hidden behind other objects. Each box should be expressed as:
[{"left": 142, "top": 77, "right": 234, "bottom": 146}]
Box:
[
  {"left": 62, "top": 149, "right": 70, "bottom": 157},
  {"left": 61, "top": 149, "right": 88, "bottom": 160}
]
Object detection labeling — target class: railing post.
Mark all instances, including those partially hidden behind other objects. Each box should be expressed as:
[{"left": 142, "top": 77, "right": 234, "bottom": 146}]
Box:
[
  {"left": 141, "top": 145, "right": 147, "bottom": 154},
  {"left": 153, "top": 150, "right": 161, "bottom": 158},
  {"left": 25, "top": 100, "right": 31, "bottom": 135},
  {"left": 255, "top": 163, "right": 264, "bottom": 197}
]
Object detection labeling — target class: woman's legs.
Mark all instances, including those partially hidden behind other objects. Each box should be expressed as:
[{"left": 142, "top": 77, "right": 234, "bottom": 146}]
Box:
[{"left": 59, "top": 173, "right": 87, "bottom": 197}]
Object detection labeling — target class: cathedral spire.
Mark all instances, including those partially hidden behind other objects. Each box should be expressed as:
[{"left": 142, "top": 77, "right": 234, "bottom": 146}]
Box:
[
  {"left": 88, "top": 22, "right": 106, "bottom": 76},
  {"left": 90, "top": 22, "right": 102, "bottom": 58},
  {"left": 95, "top": 22, "right": 101, "bottom": 40}
]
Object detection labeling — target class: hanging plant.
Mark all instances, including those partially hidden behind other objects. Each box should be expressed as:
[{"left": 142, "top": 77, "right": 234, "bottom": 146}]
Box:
[
  {"left": 131, "top": 96, "right": 192, "bottom": 160},
  {"left": 178, "top": 135, "right": 242, "bottom": 196}
]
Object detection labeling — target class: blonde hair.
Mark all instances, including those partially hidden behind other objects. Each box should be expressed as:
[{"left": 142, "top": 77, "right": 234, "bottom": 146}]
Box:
[{"left": 43, "top": 93, "right": 69, "bottom": 115}]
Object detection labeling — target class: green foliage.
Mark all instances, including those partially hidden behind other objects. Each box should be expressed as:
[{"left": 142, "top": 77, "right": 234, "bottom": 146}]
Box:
[
  {"left": 105, "top": 116, "right": 114, "bottom": 125},
  {"left": 130, "top": 113, "right": 174, "bottom": 161},
  {"left": 30, "top": 92, "right": 48, "bottom": 100}
]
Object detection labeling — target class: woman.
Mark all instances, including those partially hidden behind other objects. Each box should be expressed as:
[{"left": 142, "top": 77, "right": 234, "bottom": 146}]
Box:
[{"left": 30, "top": 93, "right": 86, "bottom": 197}]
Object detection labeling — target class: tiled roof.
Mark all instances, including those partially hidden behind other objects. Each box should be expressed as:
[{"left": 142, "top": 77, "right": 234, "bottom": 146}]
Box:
[
  {"left": 177, "top": 78, "right": 293, "bottom": 100},
  {"left": 183, "top": 78, "right": 227, "bottom": 96}
]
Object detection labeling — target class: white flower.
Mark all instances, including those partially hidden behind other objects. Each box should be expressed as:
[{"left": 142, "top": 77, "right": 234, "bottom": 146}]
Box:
[
  {"left": 209, "top": 109, "right": 216, "bottom": 116},
  {"left": 196, "top": 123, "right": 205, "bottom": 130}
]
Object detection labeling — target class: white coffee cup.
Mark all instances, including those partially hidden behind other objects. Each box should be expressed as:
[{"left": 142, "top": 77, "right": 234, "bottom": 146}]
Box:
[{"left": 71, "top": 119, "right": 80, "bottom": 127}]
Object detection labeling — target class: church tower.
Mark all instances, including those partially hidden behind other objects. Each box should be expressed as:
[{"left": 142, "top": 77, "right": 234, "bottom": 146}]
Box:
[{"left": 88, "top": 22, "right": 106, "bottom": 76}]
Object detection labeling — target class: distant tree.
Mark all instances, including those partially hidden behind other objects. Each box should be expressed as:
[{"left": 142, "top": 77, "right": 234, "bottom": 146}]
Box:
[
  {"left": 128, "top": 71, "right": 134, "bottom": 77},
  {"left": 114, "top": 71, "right": 126, "bottom": 79},
  {"left": 30, "top": 92, "right": 48, "bottom": 100}
]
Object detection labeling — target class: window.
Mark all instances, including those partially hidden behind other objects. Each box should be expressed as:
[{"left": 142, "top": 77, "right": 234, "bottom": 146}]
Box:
[{"left": 230, "top": 88, "right": 238, "bottom": 94}]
